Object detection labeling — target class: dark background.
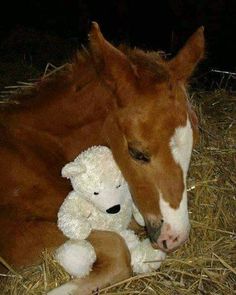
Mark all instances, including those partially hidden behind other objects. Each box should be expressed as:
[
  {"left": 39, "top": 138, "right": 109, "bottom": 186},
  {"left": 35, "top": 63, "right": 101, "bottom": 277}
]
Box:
[{"left": 0, "top": 0, "right": 235, "bottom": 88}]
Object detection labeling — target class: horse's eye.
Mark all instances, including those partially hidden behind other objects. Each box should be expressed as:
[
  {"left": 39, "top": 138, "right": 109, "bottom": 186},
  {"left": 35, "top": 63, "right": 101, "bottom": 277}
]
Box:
[
  {"left": 128, "top": 147, "right": 150, "bottom": 163},
  {"left": 93, "top": 192, "right": 99, "bottom": 195}
]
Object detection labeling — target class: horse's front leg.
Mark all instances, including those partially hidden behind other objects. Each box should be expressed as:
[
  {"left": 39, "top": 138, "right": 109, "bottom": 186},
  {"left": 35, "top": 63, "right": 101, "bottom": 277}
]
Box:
[{"left": 48, "top": 230, "right": 132, "bottom": 295}]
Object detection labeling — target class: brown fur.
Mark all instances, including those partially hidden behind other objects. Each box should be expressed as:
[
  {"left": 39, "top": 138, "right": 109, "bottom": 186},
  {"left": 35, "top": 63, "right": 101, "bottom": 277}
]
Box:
[{"left": 0, "top": 22, "right": 204, "bottom": 292}]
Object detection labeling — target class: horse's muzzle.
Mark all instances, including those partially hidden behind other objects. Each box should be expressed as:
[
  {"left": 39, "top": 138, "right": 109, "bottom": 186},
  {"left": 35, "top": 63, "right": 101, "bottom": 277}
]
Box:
[{"left": 146, "top": 218, "right": 190, "bottom": 253}]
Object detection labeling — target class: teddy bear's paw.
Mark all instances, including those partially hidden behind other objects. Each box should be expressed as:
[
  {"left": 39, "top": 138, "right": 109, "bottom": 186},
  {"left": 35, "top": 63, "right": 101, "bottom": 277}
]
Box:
[
  {"left": 131, "top": 239, "right": 166, "bottom": 274},
  {"left": 55, "top": 240, "right": 96, "bottom": 277}
]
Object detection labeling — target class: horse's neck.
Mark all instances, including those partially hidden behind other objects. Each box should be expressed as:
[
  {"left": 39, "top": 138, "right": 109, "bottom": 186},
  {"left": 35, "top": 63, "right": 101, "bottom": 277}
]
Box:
[
  {"left": 61, "top": 116, "right": 108, "bottom": 160},
  {"left": 7, "top": 79, "right": 115, "bottom": 161},
  {"left": 55, "top": 80, "right": 115, "bottom": 160}
]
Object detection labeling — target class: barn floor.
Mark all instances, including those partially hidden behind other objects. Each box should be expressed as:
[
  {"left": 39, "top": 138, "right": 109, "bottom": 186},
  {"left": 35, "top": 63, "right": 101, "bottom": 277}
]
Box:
[{"left": 0, "top": 88, "right": 235, "bottom": 294}]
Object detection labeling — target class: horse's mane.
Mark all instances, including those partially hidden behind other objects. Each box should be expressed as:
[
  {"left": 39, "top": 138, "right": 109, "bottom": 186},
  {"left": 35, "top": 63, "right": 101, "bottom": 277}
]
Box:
[
  {"left": 0, "top": 45, "right": 169, "bottom": 111},
  {"left": 120, "top": 46, "right": 169, "bottom": 85}
]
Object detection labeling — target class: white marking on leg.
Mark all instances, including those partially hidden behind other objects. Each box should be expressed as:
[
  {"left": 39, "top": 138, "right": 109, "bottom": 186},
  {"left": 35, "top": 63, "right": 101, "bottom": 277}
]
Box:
[{"left": 47, "top": 282, "right": 78, "bottom": 295}]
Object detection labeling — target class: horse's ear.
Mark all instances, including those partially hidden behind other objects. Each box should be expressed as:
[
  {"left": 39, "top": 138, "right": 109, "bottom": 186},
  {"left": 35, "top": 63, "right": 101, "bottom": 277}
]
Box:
[
  {"left": 168, "top": 27, "right": 205, "bottom": 82},
  {"left": 89, "top": 22, "right": 136, "bottom": 107}
]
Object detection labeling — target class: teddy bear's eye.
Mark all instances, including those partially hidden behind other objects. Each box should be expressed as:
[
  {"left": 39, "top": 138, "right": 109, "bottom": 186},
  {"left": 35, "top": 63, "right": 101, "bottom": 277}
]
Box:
[
  {"left": 93, "top": 192, "right": 99, "bottom": 195},
  {"left": 116, "top": 184, "right": 121, "bottom": 189}
]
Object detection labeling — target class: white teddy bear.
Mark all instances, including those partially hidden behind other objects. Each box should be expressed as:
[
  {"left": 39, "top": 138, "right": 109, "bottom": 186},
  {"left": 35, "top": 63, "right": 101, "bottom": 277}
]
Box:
[{"left": 55, "top": 146, "right": 166, "bottom": 277}]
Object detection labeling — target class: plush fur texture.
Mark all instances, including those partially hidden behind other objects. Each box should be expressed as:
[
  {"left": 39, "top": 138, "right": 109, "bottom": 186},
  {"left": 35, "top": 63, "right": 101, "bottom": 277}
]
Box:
[
  {"left": 61, "top": 146, "right": 129, "bottom": 212},
  {"left": 131, "top": 239, "right": 166, "bottom": 273},
  {"left": 55, "top": 240, "right": 96, "bottom": 277},
  {"left": 58, "top": 191, "right": 132, "bottom": 240}
]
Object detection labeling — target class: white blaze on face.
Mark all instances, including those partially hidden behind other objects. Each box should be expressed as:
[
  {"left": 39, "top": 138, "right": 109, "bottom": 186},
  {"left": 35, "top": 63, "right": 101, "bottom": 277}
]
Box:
[
  {"left": 169, "top": 117, "right": 193, "bottom": 179},
  {"left": 159, "top": 117, "right": 193, "bottom": 236}
]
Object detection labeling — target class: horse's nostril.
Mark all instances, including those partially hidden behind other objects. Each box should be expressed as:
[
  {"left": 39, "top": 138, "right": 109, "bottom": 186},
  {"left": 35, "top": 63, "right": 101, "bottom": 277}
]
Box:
[
  {"left": 146, "top": 219, "right": 163, "bottom": 243},
  {"left": 162, "top": 240, "right": 168, "bottom": 249},
  {"left": 106, "top": 204, "right": 121, "bottom": 214}
]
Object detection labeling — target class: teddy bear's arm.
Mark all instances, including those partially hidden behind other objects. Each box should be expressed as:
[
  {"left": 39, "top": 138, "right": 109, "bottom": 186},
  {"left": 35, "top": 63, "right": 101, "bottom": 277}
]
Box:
[{"left": 57, "top": 192, "right": 92, "bottom": 240}]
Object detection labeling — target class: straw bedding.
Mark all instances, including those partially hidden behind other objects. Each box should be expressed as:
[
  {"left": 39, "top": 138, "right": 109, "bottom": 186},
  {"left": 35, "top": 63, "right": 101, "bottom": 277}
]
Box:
[{"left": 0, "top": 84, "right": 235, "bottom": 294}]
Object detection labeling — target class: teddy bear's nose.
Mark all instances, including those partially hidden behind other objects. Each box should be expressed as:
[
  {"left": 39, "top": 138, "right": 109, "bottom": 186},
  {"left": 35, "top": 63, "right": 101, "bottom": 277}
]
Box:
[{"left": 106, "top": 204, "right": 121, "bottom": 214}]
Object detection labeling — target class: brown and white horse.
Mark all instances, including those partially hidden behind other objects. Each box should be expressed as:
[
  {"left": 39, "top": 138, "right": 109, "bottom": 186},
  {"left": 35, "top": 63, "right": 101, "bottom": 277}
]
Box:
[{"left": 0, "top": 22, "right": 204, "bottom": 294}]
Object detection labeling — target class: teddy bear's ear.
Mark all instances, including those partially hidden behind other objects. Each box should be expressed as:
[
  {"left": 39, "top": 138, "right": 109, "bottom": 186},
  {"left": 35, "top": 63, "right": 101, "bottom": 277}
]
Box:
[{"left": 61, "top": 162, "right": 86, "bottom": 178}]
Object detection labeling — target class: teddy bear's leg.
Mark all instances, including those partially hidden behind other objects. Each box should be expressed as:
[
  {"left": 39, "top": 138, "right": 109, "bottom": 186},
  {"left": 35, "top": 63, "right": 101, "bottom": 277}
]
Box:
[
  {"left": 55, "top": 240, "right": 96, "bottom": 277},
  {"left": 48, "top": 230, "right": 132, "bottom": 295},
  {"left": 131, "top": 239, "right": 166, "bottom": 274}
]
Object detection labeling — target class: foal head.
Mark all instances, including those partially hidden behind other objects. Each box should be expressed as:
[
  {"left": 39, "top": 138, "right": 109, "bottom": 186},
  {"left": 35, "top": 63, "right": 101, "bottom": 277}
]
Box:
[{"left": 89, "top": 22, "right": 204, "bottom": 252}]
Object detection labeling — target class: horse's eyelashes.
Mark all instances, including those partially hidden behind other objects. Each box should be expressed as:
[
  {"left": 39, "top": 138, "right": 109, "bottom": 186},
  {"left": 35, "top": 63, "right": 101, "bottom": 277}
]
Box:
[{"left": 128, "top": 147, "right": 150, "bottom": 163}]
